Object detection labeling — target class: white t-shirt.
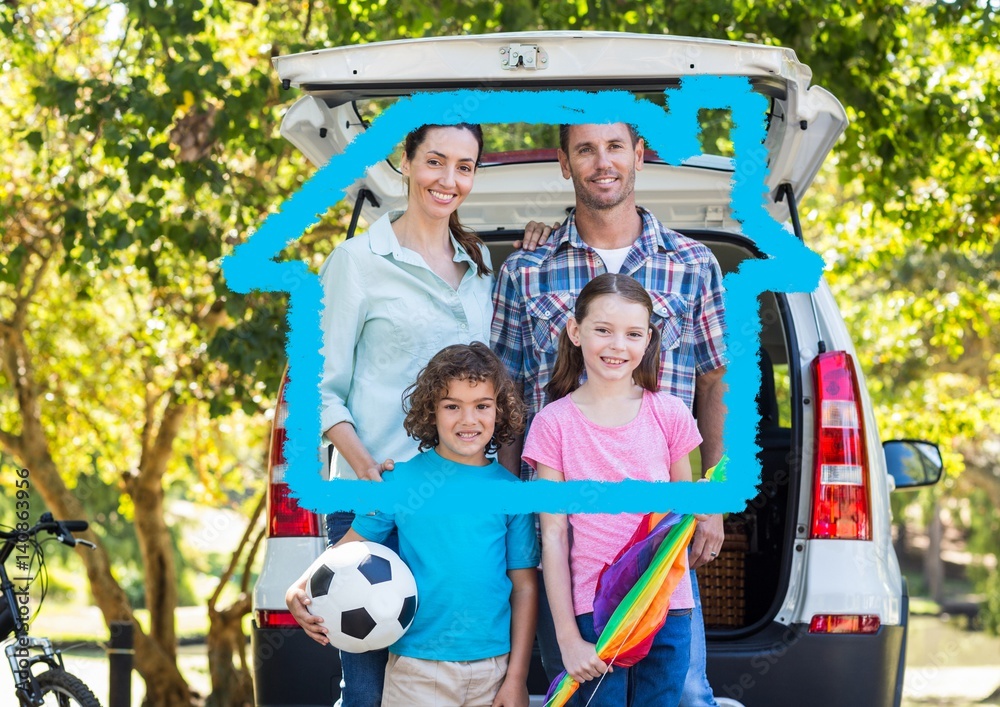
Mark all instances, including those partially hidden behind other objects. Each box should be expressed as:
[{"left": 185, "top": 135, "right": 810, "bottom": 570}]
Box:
[{"left": 592, "top": 245, "right": 632, "bottom": 274}]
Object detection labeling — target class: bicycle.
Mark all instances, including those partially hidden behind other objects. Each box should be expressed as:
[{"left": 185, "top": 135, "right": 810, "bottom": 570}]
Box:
[{"left": 1, "top": 512, "right": 102, "bottom": 706}]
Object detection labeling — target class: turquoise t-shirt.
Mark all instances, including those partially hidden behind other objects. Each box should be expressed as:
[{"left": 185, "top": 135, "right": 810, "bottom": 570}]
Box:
[{"left": 351, "top": 450, "right": 539, "bottom": 661}]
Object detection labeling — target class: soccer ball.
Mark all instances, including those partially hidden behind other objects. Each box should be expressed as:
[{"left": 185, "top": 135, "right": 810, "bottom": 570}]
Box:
[{"left": 305, "top": 541, "right": 418, "bottom": 653}]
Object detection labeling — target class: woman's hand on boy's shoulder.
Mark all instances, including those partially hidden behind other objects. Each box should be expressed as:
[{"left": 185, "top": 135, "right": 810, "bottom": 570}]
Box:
[
  {"left": 357, "top": 458, "right": 395, "bottom": 481},
  {"left": 285, "top": 577, "right": 329, "bottom": 646},
  {"left": 491, "top": 676, "right": 529, "bottom": 707}
]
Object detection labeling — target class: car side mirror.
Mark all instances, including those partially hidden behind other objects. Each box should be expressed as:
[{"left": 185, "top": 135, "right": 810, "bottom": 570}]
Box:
[{"left": 883, "top": 439, "right": 943, "bottom": 489}]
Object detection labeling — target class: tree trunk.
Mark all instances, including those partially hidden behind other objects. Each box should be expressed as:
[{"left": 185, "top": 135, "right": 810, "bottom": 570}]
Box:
[
  {"left": 206, "top": 597, "right": 255, "bottom": 707},
  {"left": 206, "top": 491, "right": 266, "bottom": 707},
  {"left": 130, "top": 396, "right": 188, "bottom": 663},
  {"left": 129, "top": 471, "right": 181, "bottom": 666},
  {"left": 924, "top": 498, "right": 944, "bottom": 604},
  {"left": 1, "top": 326, "right": 194, "bottom": 706},
  {"left": 129, "top": 393, "right": 193, "bottom": 705},
  {"left": 893, "top": 519, "right": 907, "bottom": 562},
  {"left": 18, "top": 438, "right": 193, "bottom": 704}
]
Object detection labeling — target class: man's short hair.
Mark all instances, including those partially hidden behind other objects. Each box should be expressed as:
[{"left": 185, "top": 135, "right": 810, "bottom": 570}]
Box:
[{"left": 558, "top": 123, "right": 642, "bottom": 153}]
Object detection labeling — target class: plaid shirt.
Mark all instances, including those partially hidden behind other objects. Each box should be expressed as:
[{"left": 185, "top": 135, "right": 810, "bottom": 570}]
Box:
[{"left": 490, "top": 207, "right": 727, "bottom": 480}]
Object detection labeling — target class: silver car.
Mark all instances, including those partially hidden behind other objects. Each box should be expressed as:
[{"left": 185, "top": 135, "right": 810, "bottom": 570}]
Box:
[{"left": 249, "top": 31, "right": 942, "bottom": 707}]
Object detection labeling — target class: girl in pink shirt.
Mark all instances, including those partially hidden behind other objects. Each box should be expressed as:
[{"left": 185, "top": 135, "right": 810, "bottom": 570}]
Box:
[{"left": 523, "top": 273, "right": 703, "bottom": 707}]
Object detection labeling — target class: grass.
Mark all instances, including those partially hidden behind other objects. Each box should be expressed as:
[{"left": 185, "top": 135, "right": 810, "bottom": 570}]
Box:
[
  {"left": 28, "top": 604, "right": 211, "bottom": 645},
  {"left": 911, "top": 596, "right": 942, "bottom": 615}
]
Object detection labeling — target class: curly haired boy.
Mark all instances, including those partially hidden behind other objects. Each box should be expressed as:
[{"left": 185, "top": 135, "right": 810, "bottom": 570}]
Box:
[{"left": 288, "top": 342, "right": 539, "bottom": 707}]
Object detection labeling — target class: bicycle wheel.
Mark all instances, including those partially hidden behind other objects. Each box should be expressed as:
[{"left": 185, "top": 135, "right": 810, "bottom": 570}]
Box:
[{"left": 25, "top": 669, "right": 102, "bottom": 707}]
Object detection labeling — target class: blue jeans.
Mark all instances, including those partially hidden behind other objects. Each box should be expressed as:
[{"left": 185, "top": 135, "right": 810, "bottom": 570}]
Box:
[
  {"left": 536, "top": 569, "right": 565, "bottom": 684},
  {"left": 539, "top": 568, "right": 719, "bottom": 706},
  {"left": 326, "top": 512, "right": 399, "bottom": 707},
  {"left": 680, "top": 570, "right": 719, "bottom": 707},
  {"left": 568, "top": 610, "right": 691, "bottom": 706}
]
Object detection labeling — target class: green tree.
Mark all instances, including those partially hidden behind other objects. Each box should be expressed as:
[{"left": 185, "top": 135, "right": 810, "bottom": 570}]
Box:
[
  {"left": 1, "top": 0, "right": 292, "bottom": 701},
  {"left": 799, "top": 9, "right": 999, "bottom": 612}
]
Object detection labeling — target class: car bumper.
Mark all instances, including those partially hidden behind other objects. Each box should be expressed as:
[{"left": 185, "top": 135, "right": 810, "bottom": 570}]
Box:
[
  {"left": 252, "top": 622, "right": 342, "bottom": 706},
  {"left": 706, "top": 620, "right": 906, "bottom": 707}
]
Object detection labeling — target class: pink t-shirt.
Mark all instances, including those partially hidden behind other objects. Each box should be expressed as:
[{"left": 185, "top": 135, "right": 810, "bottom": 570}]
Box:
[{"left": 523, "top": 390, "right": 702, "bottom": 615}]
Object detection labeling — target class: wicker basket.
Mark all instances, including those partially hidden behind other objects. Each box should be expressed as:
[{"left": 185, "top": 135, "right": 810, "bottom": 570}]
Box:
[{"left": 695, "top": 520, "right": 749, "bottom": 628}]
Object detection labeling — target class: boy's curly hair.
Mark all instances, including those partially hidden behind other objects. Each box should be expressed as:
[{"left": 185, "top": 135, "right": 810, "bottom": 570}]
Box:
[{"left": 403, "top": 342, "right": 526, "bottom": 455}]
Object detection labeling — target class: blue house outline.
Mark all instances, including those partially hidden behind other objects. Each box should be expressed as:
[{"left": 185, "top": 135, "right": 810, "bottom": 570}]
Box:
[{"left": 222, "top": 79, "right": 825, "bottom": 515}]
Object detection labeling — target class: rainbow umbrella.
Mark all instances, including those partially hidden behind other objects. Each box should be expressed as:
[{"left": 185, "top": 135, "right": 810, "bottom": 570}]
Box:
[{"left": 543, "top": 457, "right": 727, "bottom": 707}]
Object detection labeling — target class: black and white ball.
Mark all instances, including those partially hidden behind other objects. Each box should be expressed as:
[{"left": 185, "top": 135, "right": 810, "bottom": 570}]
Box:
[{"left": 305, "top": 541, "right": 418, "bottom": 653}]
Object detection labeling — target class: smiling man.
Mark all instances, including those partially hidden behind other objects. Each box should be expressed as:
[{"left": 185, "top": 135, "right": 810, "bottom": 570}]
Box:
[{"left": 491, "top": 122, "right": 728, "bottom": 707}]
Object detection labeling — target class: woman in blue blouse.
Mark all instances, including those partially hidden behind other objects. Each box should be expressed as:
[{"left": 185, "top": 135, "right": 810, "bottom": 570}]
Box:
[{"left": 319, "top": 123, "right": 494, "bottom": 487}]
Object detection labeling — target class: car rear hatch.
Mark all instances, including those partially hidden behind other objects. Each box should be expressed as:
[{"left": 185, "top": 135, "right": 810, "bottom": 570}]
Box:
[
  {"left": 272, "top": 31, "right": 847, "bottom": 231},
  {"left": 269, "top": 31, "right": 850, "bottom": 634},
  {"left": 267, "top": 32, "right": 860, "bottom": 699}
]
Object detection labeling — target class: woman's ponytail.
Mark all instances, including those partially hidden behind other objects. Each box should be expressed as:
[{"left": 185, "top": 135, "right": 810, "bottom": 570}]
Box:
[{"left": 449, "top": 211, "right": 490, "bottom": 277}]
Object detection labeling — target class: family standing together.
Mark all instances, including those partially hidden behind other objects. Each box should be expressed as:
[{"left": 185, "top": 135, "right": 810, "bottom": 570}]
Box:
[{"left": 285, "top": 119, "right": 728, "bottom": 707}]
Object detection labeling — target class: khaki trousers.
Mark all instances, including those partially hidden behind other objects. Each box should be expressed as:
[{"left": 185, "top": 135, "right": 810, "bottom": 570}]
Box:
[{"left": 381, "top": 652, "right": 509, "bottom": 706}]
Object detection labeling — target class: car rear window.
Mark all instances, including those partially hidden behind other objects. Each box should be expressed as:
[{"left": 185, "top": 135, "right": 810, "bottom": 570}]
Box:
[{"left": 352, "top": 92, "right": 766, "bottom": 170}]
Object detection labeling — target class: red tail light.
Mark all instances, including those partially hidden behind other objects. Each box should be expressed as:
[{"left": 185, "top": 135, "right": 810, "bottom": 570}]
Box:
[
  {"left": 809, "top": 614, "right": 880, "bottom": 634},
  {"left": 267, "top": 374, "right": 321, "bottom": 538},
  {"left": 256, "top": 610, "right": 302, "bottom": 629},
  {"left": 810, "top": 351, "right": 872, "bottom": 540}
]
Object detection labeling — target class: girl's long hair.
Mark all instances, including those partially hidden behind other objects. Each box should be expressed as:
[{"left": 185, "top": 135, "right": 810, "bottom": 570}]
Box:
[
  {"left": 402, "top": 123, "right": 490, "bottom": 276},
  {"left": 545, "top": 273, "right": 662, "bottom": 401}
]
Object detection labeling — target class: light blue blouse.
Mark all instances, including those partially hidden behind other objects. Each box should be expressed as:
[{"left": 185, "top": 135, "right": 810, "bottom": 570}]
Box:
[{"left": 319, "top": 212, "right": 494, "bottom": 480}]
